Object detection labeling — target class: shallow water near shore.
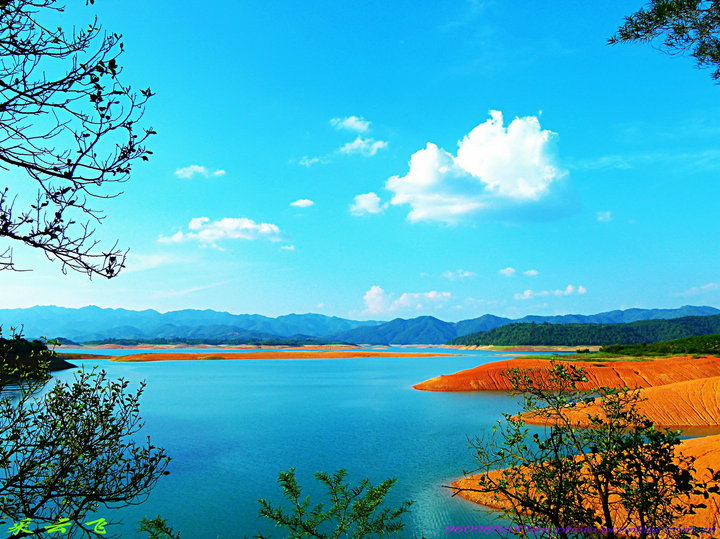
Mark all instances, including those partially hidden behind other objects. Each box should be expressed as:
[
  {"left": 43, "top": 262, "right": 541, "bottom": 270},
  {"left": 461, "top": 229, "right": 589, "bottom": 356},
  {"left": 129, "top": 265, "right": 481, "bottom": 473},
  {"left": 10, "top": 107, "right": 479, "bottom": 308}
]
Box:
[{"left": 52, "top": 348, "right": 548, "bottom": 538}]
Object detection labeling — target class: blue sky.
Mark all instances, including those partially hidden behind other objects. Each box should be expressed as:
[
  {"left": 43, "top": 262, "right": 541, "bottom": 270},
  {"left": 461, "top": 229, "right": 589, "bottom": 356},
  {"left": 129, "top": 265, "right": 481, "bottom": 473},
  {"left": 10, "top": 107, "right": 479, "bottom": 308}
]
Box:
[{"left": 2, "top": 0, "right": 720, "bottom": 321}]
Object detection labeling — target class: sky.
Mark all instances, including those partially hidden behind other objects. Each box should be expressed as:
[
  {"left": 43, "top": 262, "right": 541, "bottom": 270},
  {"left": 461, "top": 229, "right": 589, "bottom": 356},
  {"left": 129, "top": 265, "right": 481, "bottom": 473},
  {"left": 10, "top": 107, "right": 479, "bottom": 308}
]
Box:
[{"left": 1, "top": 0, "right": 719, "bottom": 322}]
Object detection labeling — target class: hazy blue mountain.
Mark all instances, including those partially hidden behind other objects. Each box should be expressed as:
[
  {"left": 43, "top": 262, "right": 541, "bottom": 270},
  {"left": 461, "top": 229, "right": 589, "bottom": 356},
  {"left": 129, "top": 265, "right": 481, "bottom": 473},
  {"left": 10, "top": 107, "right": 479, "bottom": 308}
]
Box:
[
  {"left": 454, "top": 314, "right": 513, "bottom": 337},
  {"left": 330, "top": 306, "right": 720, "bottom": 345},
  {"left": 450, "top": 314, "right": 720, "bottom": 346},
  {"left": 330, "top": 316, "right": 457, "bottom": 345},
  {"left": 515, "top": 305, "right": 720, "bottom": 325},
  {"left": 0, "top": 304, "right": 718, "bottom": 345},
  {"left": 0, "top": 306, "right": 380, "bottom": 341}
]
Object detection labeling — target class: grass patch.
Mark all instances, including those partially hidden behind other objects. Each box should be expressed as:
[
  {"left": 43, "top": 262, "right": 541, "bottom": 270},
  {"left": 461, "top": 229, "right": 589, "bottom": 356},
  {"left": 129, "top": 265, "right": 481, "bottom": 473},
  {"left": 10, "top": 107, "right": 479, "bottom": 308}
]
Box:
[{"left": 514, "top": 352, "right": 653, "bottom": 362}]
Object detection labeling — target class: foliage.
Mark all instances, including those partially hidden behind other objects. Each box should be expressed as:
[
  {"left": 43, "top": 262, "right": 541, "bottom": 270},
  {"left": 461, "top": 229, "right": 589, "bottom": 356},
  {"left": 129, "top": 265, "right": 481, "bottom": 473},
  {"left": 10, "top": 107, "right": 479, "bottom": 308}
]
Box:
[
  {"left": 0, "top": 365, "right": 170, "bottom": 537},
  {"left": 0, "top": 327, "right": 77, "bottom": 378},
  {"left": 448, "top": 314, "right": 720, "bottom": 346},
  {"left": 610, "top": 0, "right": 720, "bottom": 81},
  {"left": 601, "top": 333, "right": 720, "bottom": 356},
  {"left": 138, "top": 515, "right": 181, "bottom": 539},
  {"left": 255, "top": 468, "right": 413, "bottom": 538},
  {"left": 0, "top": 328, "right": 53, "bottom": 381},
  {"left": 0, "top": 0, "right": 154, "bottom": 277},
  {"left": 451, "top": 363, "right": 720, "bottom": 539}
]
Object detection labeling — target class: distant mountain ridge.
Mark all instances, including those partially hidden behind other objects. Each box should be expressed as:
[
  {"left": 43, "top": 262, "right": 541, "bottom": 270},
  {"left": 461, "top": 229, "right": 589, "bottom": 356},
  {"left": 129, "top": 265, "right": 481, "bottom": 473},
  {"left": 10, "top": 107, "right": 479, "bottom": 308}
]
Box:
[
  {"left": 449, "top": 314, "right": 720, "bottom": 347},
  {"left": 327, "top": 305, "right": 720, "bottom": 345},
  {"left": 0, "top": 305, "right": 718, "bottom": 345},
  {"left": 0, "top": 306, "right": 379, "bottom": 342}
]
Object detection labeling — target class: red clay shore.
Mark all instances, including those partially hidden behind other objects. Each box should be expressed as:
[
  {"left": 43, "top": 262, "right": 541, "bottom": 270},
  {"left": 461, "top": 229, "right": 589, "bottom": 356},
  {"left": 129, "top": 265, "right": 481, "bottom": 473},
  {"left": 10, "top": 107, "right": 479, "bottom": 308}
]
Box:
[
  {"left": 520, "top": 375, "right": 720, "bottom": 428},
  {"left": 110, "top": 350, "right": 460, "bottom": 362},
  {"left": 431, "top": 354, "right": 720, "bottom": 529},
  {"left": 451, "top": 434, "right": 720, "bottom": 531},
  {"left": 414, "top": 355, "right": 720, "bottom": 392}
]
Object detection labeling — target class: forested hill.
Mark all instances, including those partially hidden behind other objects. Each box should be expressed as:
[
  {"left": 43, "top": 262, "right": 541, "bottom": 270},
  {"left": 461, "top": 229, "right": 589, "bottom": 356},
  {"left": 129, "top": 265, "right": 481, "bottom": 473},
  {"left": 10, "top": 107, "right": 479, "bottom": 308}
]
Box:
[{"left": 448, "top": 314, "right": 720, "bottom": 346}]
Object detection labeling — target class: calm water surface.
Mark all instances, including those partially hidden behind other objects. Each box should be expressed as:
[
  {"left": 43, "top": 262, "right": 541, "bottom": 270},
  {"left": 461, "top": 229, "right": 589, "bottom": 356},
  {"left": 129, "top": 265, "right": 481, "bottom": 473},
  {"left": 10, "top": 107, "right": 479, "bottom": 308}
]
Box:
[{"left": 53, "top": 348, "right": 545, "bottom": 538}]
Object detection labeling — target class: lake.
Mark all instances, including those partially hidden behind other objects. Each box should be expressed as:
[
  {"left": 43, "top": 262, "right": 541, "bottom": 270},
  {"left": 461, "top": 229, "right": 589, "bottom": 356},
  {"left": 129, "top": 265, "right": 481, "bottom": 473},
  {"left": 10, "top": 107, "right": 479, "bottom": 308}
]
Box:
[{"left": 53, "top": 348, "right": 536, "bottom": 538}]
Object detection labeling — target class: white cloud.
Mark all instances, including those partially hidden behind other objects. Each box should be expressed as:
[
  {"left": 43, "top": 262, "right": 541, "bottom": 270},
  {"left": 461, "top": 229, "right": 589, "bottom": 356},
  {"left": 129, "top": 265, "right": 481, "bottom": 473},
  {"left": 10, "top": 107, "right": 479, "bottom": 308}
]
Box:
[
  {"left": 385, "top": 110, "right": 567, "bottom": 223},
  {"left": 298, "top": 156, "right": 326, "bottom": 167},
  {"left": 330, "top": 115, "right": 371, "bottom": 133},
  {"left": 676, "top": 282, "right": 720, "bottom": 297},
  {"left": 597, "top": 211, "right": 613, "bottom": 222},
  {"left": 523, "top": 269, "right": 539, "bottom": 277},
  {"left": 514, "top": 284, "right": 587, "bottom": 300},
  {"left": 362, "top": 285, "right": 452, "bottom": 315},
  {"left": 350, "top": 192, "right": 385, "bottom": 215},
  {"left": 442, "top": 269, "right": 476, "bottom": 280},
  {"left": 158, "top": 217, "right": 281, "bottom": 245},
  {"left": 175, "top": 165, "right": 226, "bottom": 179},
  {"left": 499, "top": 267, "right": 516, "bottom": 277},
  {"left": 290, "top": 199, "right": 315, "bottom": 208},
  {"left": 281, "top": 245, "right": 296, "bottom": 251},
  {"left": 339, "top": 137, "right": 388, "bottom": 157}
]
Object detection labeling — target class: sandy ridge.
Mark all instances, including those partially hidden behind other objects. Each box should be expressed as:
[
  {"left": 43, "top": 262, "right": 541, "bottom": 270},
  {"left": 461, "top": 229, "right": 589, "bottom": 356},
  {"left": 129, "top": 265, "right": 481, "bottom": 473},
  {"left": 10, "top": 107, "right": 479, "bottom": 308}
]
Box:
[
  {"left": 451, "top": 434, "right": 720, "bottom": 530},
  {"left": 414, "top": 355, "right": 720, "bottom": 392}
]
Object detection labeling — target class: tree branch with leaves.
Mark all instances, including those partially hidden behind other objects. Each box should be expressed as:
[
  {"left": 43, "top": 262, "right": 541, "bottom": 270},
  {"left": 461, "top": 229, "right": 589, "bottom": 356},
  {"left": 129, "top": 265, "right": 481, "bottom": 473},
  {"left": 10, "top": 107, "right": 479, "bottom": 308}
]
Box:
[{"left": 0, "top": 0, "right": 155, "bottom": 277}]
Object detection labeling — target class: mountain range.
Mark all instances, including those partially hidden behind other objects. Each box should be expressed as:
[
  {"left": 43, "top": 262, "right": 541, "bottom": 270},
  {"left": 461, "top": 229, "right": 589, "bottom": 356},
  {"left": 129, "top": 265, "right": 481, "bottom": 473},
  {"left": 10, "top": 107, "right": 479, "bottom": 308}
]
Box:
[{"left": 1, "top": 305, "right": 719, "bottom": 345}]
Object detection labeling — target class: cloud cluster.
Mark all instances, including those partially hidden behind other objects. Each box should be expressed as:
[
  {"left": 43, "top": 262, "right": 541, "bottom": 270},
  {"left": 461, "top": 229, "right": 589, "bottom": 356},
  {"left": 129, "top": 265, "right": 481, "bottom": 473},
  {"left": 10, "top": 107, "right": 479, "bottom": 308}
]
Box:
[
  {"left": 597, "top": 211, "right": 613, "bottom": 222},
  {"left": 363, "top": 286, "right": 452, "bottom": 315},
  {"left": 500, "top": 267, "right": 539, "bottom": 277},
  {"left": 350, "top": 192, "right": 385, "bottom": 215},
  {"left": 442, "top": 269, "right": 476, "bottom": 280},
  {"left": 330, "top": 115, "right": 371, "bottom": 133},
  {"left": 299, "top": 115, "right": 387, "bottom": 167},
  {"left": 298, "top": 156, "right": 326, "bottom": 167},
  {"left": 158, "top": 217, "right": 280, "bottom": 245},
  {"left": 175, "top": 165, "right": 226, "bottom": 178},
  {"left": 384, "top": 110, "right": 567, "bottom": 223},
  {"left": 514, "top": 284, "right": 587, "bottom": 300},
  {"left": 339, "top": 137, "right": 388, "bottom": 157},
  {"left": 290, "top": 199, "right": 315, "bottom": 208}
]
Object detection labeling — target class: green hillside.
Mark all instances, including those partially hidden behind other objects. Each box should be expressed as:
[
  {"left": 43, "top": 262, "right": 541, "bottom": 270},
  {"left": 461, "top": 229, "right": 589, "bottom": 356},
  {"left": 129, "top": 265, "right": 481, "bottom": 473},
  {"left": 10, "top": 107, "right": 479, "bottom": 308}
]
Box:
[
  {"left": 600, "top": 333, "right": 720, "bottom": 356},
  {"left": 448, "top": 314, "right": 720, "bottom": 346}
]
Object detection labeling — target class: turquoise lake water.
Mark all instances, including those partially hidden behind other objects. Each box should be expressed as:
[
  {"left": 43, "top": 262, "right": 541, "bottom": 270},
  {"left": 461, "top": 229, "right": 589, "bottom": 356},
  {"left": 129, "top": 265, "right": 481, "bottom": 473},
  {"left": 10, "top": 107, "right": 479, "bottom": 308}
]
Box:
[{"left": 53, "top": 348, "right": 542, "bottom": 538}]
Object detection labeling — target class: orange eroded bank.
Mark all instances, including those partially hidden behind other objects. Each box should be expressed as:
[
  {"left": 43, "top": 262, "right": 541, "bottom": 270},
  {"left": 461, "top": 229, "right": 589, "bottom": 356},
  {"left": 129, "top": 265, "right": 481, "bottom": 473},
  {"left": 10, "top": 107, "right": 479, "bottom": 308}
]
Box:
[
  {"left": 519, "top": 375, "right": 720, "bottom": 428},
  {"left": 413, "top": 355, "right": 720, "bottom": 392},
  {"left": 110, "top": 350, "right": 459, "bottom": 362},
  {"left": 451, "top": 434, "right": 720, "bottom": 530}
]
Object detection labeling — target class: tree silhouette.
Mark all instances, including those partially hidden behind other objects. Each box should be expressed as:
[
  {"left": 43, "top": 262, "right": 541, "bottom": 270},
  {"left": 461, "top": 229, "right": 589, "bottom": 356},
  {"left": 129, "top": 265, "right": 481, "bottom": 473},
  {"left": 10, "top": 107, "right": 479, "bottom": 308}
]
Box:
[
  {"left": 611, "top": 0, "right": 720, "bottom": 82},
  {"left": 0, "top": 0, "right": 154, "bottom": 277}
]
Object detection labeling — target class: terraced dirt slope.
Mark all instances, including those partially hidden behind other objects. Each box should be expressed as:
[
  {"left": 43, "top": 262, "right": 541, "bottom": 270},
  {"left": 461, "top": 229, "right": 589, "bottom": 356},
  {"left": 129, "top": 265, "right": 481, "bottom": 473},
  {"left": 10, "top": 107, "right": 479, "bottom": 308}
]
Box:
[
  {"left": 414, "top": 355, "right": 720, "bottom": 392},
  {"left": 451, "top": 434, "right": 720, "bottom": 530},
  {"left": 519, "top": 375, "right": 720, "bottom": 428}
]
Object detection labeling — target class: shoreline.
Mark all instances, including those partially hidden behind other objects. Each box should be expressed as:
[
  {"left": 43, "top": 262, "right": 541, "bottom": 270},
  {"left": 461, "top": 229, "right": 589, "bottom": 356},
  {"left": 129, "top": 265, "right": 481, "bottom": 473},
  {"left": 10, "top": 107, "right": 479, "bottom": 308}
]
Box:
[
  {"left": 57, "top": 343, "right": 586, "bottom": 351},
  {"left": 435, "top": 353, "right": 720, "bottom": 528},
  {"left": 108, "top": 350, "right": 462, "bottom": 362}
]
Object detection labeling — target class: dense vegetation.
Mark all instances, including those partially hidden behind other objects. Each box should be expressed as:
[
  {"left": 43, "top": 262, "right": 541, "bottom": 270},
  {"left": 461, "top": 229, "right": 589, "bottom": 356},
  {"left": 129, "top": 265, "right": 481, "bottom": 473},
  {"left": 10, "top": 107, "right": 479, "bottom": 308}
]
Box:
[
  {"left": 0, "top": 334, "right": 75, "bottom": 374},
  {"left": 448, "top": 314, "right": 720, "bottom": 346},
  {"left": 600, "top": 333, "right": 720, "bottom": 356}
]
